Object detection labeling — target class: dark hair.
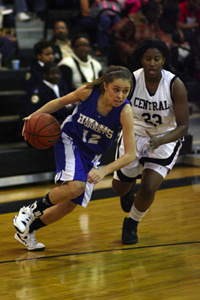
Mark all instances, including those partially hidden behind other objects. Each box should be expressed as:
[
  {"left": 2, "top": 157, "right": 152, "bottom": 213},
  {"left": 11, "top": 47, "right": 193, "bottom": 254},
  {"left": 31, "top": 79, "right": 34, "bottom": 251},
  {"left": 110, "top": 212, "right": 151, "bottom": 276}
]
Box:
[
  {"left": 85, "top": 65, "right": 133, "bottom": 91},
  {"left": 141, "top": 1, "right": 160, "bottom": 16},
  {"left": 71, "top": 33, "right": 91, "bottom": 48},
  {"left": 42, "top": 62, "right": 59, "bottom": 74},
  {"left": 53, "top": 20, "right": 68, "bottom": 29},
  {"left": 162, "top": 3, "right": 180, "bottom": 20},
  {"left": 133, "top": 38, "right": 171, "bottom": 67},
  {"left": 34, "top": 39, "right": 52, "bottom": 55}
]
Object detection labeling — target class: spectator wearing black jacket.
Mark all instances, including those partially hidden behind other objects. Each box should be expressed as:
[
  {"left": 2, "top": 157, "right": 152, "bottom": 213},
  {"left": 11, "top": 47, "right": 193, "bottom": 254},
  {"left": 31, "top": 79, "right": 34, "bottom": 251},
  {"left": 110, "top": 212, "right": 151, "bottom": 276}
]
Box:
[
  {"left": 25, "top": 39, "right": 54, "bottom": 92},
  {"left": 22, "top": 62, "right": 73, "bottom": 125}
]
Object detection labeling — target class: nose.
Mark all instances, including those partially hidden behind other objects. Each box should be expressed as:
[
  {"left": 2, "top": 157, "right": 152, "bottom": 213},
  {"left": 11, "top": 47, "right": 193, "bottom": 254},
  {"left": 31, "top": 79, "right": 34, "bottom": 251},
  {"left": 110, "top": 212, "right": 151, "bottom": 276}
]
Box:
[
  {"left": 150, "top": 59, "right": 155, "bottom": 66},
  {"left": 55, "top": 73, "right": 61, "bottom": 79},
  {"left": 117, "top": 91, "right": 123, "bottom": 99}
]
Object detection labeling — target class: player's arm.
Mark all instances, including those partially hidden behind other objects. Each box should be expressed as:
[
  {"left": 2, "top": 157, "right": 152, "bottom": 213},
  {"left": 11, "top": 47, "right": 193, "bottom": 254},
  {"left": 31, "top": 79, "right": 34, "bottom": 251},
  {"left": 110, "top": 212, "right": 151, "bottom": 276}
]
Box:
[
  {"left": 160, "top": 78, "right": 189, "bottom": 143},
  {"left": 146, "top": 78, "right": 189, "bottom": 150},
  {"left": 24, "top": 85, "right": 92, "bottom": 119},
  {"left": 87, "top": 104, "right": 136, "bottom": 183}
]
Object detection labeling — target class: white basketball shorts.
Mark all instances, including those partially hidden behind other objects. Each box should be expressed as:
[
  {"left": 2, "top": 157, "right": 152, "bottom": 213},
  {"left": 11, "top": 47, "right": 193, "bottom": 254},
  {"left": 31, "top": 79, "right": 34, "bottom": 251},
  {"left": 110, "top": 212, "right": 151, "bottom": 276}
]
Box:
[{"left": 114, "top": 133, "right": 182, "bottom": 182}]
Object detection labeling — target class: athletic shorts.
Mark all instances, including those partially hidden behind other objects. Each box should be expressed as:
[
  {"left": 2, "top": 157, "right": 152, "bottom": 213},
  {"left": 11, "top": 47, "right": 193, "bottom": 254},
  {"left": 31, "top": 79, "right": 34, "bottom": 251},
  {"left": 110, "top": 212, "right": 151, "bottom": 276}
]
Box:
[
  {"left": 54, "top": 133, "right": 100, "bottom": 207},
  {"left": 114, "top": 133, "right": 182, "bottom": 182}
]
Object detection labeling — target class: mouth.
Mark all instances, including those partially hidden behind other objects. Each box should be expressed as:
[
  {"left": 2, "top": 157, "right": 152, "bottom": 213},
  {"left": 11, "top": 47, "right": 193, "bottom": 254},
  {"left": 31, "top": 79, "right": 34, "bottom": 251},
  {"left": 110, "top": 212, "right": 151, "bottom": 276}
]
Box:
[
  {"left": 114, "top": 100, "right": 122, "bottom": 105},
  {"left": 148, "top": 69, "right": 156, "bottom": 75}
]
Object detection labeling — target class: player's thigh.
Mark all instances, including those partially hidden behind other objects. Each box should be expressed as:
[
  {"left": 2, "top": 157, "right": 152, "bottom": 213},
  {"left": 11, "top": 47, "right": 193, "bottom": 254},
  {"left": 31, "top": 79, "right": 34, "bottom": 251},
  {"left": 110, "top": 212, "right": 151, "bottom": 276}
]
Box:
[{"left": 112, "top": 179, "right": 134, "bottom": 196}]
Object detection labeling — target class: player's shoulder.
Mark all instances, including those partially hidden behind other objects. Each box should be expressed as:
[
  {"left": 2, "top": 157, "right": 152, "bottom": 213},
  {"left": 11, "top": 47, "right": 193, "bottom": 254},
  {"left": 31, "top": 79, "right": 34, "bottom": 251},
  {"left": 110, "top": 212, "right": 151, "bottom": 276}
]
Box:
[
  {"left": 121, "top": 101, "right": 133, "bottom": 115},
  {"left": 162, "top": 69, "right": 176, "bottom": 80},
  {"left": 133, "top": 68, "right": 143, "bottom": 77},
  {"left": 75, "top": 85, "right": 94, "bottom": 101}
]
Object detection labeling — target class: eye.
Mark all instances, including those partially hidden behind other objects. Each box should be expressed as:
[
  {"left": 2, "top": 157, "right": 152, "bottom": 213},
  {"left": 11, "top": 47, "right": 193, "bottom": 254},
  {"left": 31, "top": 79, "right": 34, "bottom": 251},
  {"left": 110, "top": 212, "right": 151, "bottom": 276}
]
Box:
[
  {"left": 123, "top": 90, "right": 129, "bottom": 94},
  {"left": 114, "top": 88, "right": 119, "bottom": 92}
]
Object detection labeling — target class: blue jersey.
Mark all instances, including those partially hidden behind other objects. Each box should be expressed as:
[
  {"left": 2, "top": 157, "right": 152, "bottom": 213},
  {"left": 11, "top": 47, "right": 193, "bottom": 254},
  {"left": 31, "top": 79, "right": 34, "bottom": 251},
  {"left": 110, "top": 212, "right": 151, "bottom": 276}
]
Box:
[{"left": 60, "top": 89, "right": 130, "bottom": 159}]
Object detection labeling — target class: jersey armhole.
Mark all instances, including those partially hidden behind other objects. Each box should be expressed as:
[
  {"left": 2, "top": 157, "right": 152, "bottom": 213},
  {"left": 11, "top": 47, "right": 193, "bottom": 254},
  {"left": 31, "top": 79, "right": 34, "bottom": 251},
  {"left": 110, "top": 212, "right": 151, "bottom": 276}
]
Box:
[
  {"left": 127, "top": 74, "right": 136, "bottom": 101},
  {"left": 170, "top": 75, "right": 178, "bottom": 103}
]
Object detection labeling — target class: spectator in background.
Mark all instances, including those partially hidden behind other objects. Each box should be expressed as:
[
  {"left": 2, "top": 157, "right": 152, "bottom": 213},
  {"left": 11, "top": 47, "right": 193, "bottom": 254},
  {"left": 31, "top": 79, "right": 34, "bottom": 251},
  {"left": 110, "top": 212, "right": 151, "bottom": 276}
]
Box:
[
  {"left": 122, "top": 0, "right": 146, "bottom": 15},
  {"left": 22, "top": 62, "right": 71, "bottom": 125},
  {"left": 177, "top": 0, "right": 200, "bottom": 80},
  {"left": 0, "top": 1, "right": 18, "bottom": 65},
  {"left": 0, "top": 1, "right": 17, "bottom": 37},
  {"left": 26, "top": 0, "right": 46, "bottom": 20},
  {"left": 14, "top": 0, "right": 31, "bottom": 21},
  {"left": 77, "top": 0, "right": 121, "bottom": 56},
  {"left": 108, "top": 1, "right": 175, "bottom": 71},
  {"left": 49, "top": 21, "right": 73, "bottom": 64},
  {"left": 0, "top": 1, "right": 15, "bottom": 25},
  {"left": 159, "top": 3, "right": 190, "bottom": 71},
  {"left": 159, "top": 3, "right": 183, "bottom": 42},
  {"left": 25, "top": 39, "right": 54, "bottom": 92},
  {"left": 58, "top": 33, "right": 103, "bottom": 92},
  {"left": 0, "top": 35, "right": 17, "bottom": 65},
  {"left": 177, "top": 0, "right": 200, "bottom": 44}
]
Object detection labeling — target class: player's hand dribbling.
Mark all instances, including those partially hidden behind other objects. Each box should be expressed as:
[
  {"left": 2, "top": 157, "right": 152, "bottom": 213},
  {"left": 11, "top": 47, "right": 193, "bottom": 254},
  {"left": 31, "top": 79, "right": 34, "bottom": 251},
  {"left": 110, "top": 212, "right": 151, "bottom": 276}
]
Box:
[{"left": 22, "top": 116, "right": 31, "bottom": 140}]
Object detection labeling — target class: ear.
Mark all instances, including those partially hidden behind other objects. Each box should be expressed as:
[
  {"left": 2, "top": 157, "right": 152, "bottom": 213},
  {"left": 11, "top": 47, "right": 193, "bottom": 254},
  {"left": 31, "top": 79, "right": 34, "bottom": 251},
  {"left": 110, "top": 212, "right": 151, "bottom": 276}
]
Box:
[
  {"left": 163, "top": 58, "right": 166, "bottom": 65},
  {"left": 103, "top": 82, "right": 107, "bottom": 90}
]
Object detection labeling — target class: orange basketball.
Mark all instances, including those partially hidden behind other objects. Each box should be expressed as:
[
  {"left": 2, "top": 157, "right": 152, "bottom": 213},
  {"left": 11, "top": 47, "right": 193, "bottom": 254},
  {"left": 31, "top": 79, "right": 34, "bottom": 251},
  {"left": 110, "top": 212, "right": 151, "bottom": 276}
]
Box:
[{"left": 25, "top": 113, "right": 61, "bottom": 149}]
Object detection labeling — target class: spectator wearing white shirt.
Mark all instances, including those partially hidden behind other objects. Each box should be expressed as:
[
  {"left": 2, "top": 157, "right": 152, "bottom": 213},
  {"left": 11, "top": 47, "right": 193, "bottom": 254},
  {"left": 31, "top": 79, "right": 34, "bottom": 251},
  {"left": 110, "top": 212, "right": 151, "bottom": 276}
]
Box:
[{"left": 58, "top": 33, "right": 103, "bottom": 92}]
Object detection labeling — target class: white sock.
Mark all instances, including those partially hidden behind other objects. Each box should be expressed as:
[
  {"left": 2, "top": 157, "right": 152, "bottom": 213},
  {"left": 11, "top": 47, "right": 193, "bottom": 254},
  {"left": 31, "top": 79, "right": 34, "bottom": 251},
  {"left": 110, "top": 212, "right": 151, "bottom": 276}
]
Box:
[{"left": 129, "top": 204, "right": 148, "bottom": 222}]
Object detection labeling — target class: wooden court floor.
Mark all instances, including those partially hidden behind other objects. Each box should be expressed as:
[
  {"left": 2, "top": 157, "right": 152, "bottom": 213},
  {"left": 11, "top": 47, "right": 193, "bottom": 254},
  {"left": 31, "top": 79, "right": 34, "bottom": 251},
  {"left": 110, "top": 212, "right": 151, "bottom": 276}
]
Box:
[{"left": 0, "top": 165, "right": 200, "bottom": 300}]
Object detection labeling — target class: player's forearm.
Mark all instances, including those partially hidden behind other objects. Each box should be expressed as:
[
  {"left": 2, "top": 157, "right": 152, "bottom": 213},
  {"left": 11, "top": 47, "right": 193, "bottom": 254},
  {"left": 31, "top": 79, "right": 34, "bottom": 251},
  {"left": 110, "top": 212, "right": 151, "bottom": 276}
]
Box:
[
  {"left": 28, "top": 99, "right": 63, "bottom": 117},
  {"left": 159, "top": 125, "right": 188, "bottom": 145},
  {"left": 102, "top": 153, "right": 135, "bottom": 177}
]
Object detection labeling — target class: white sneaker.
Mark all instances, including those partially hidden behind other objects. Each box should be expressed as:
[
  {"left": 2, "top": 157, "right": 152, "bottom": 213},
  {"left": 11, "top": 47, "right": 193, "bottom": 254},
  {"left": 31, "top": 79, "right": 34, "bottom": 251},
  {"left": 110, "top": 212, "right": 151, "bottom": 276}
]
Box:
[
  {"left": 13, "top": 202, "right": 43, "bottom": 234},
  {"left": 14, "top": 230, "right": 45, "bottom": 251},
  {"left": 16, "top": 12, "right": 31, "bottom": 22}
]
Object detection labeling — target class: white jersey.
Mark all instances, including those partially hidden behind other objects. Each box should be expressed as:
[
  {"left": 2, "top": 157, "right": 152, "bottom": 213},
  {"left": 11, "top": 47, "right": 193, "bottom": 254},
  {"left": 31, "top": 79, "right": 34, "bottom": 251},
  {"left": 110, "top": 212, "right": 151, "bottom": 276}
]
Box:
[
  {"left": 131, "top": 68, "right": 177, "bottom": 136},
  {"left": 58, "top": 53, "right": 102, "bottom": 88}
]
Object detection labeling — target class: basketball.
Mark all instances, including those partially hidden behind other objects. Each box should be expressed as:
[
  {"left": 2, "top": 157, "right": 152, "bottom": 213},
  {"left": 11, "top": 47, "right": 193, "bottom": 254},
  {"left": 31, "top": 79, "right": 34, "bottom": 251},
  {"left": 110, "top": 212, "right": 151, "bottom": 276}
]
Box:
[{"left": 25, "top": 113, "right": 61, "bottom": 149}]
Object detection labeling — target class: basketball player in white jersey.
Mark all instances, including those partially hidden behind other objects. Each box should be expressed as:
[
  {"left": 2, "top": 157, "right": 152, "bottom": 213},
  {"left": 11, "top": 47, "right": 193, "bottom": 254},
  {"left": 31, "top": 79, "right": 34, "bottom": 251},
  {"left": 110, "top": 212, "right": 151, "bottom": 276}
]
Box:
[{"left": 112, "top": 38, "right": 189, "bottom": 245}]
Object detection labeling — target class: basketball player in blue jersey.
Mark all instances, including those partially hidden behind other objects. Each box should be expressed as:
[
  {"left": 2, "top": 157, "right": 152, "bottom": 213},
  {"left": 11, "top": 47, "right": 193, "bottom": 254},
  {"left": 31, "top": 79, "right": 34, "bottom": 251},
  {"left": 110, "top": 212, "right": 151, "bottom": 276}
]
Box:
[
  {"left": 13, "top": 65, "right": 136, "bottom": 250},
  {"left": 112, "top": 38, "right": 189, "bottom": 245}
]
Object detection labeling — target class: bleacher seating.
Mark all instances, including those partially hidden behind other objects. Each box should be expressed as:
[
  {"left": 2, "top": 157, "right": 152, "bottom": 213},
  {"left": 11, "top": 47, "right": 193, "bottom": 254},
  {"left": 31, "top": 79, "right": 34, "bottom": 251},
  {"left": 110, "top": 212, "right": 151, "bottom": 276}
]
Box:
[
  {"left": 0, "top": 67, "right": 57, "bottom": 187},
  {"left": 0, "top": 69, "right": 26, "bottom": 144}
]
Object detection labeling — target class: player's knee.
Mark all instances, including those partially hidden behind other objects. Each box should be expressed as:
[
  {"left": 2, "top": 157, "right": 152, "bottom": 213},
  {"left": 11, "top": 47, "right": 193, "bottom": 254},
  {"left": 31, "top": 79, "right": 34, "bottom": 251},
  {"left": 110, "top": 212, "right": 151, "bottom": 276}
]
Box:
[
  {"left": 140, "top": 184, "right": 156, "bottom": 198},
  {"left": 68, "top": 181, "right": 85, "bottom": 199},
  {"left": 112, "top": 179, "right": 129, "bottom": 196}
]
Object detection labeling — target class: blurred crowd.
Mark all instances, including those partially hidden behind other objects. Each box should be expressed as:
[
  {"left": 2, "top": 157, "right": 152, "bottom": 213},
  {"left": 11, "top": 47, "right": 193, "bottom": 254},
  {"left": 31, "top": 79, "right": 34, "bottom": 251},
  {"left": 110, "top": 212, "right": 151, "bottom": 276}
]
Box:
[{"left": 1, "top": 0, "right": 200, "bottom": 118}]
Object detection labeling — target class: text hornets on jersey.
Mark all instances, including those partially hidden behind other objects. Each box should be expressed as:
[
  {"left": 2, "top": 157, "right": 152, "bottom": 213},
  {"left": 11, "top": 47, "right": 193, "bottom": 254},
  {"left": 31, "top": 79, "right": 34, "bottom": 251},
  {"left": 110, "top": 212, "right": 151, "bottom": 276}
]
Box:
[{"left": 77, "top": 113, "right": 114, "bottom": 138}]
